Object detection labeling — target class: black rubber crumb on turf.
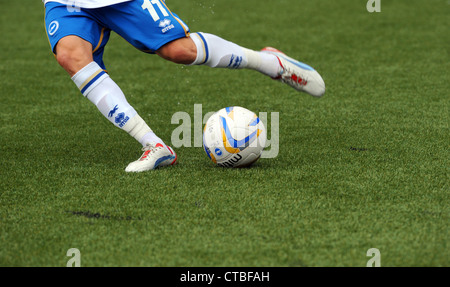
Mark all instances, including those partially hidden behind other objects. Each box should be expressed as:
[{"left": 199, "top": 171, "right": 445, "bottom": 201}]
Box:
[
  {"left": 349, "top": 147, "right": 369, "bottom": 152},
  {"left": 66, "top": 210, "right": 143, "bottom": 221}
]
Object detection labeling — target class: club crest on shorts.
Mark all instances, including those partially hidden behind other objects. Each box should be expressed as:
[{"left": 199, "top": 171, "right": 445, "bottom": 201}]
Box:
[{"left": 48, "top": 21, "right": 59, "bottom": 36}]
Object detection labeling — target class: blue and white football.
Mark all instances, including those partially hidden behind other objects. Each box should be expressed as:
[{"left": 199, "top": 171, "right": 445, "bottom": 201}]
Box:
[{"left": 203, "top": 106, "right": 266, "bottom": 168}]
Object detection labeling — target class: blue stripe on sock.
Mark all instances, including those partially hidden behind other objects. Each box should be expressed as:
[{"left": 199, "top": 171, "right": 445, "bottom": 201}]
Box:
[
  {"left": 80, "top": 71, "right": 106, "bottom": 95},
  {"left": 197, "top": 33, "right": 209, "bottom": 64}
]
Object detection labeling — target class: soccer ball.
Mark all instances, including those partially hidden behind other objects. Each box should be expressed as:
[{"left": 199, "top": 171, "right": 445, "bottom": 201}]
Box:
[{"left": 203, "top": 106, "right": 266, "bottom": 168}]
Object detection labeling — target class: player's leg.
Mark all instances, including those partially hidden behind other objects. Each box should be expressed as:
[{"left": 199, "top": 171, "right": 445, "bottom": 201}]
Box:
[
  {"left": 157, "top": 34, "right": 278, "bottom": 77},
  {"left": 98, "top": 0, "right": 321, "bottom": 97},
  {"left": 158, "top": 33, "right": 325, "bottom": 97},
  {"left": 45, "top": 3, "right": 176, "bottom": 172},
  {"left": 58, "top": 37, "right": 177, "bottom": 172}
]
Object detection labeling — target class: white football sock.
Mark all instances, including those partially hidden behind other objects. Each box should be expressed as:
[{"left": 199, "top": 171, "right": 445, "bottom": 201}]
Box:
[
  {"left": 190, "top": 32, "right": 280, "bottom": 77},
  {"left": 122, "top": 116, "right": 165, "bottom": 147},
  {"left": 139, "top": 130, "right": 166, "bottom": 147},
  {"left": 241, "top": 48, "right": 280, "bottom": 78},
  {"left": 71, "top": 62, "right": 164, "bottom": 147}
]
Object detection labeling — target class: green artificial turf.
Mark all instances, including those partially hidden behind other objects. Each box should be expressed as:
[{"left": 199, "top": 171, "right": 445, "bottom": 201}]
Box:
[{"left": 0, "top": 0, "right": 448, "bottom": 266}]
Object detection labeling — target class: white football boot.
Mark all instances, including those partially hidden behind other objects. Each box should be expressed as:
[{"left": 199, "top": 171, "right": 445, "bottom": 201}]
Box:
[
  {"left": 125, "top": 143, "right": 177, "bottom": 173},
  {"left": 261, "top": 47, "right": 326, "bottom": 97}
]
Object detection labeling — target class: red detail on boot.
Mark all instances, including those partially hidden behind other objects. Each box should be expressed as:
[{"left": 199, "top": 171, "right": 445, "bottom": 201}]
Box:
[{"left": 291, "top": 74, "right": 308, "bottom": 86}]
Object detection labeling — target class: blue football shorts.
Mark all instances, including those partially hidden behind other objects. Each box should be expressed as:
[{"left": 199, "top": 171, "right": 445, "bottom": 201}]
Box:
[{"left": 45, "top": 0, "right": 190, "bottom": 69}]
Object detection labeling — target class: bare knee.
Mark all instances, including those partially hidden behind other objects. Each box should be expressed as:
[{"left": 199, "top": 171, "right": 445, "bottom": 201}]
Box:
[
  {"left": 157, "top": 37, "right": 197, "bottom": 65},
  {"left": 55, "top": 36, "right": 93, "bottom": 76}
]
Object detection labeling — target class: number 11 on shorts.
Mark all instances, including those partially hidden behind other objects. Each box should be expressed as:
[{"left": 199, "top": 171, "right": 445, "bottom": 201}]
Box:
[{"left": 142, "top": 0, "right": 169, "bottom": 22}]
